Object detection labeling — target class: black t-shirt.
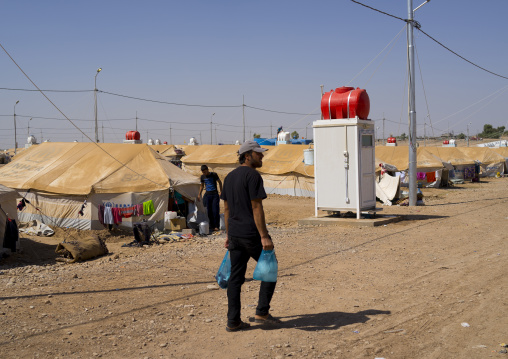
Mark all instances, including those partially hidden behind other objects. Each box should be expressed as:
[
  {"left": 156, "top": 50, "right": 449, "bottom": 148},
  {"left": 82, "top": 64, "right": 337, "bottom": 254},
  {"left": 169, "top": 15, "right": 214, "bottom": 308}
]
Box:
[
  {"left": 220, "top": 166, "right": 267, "bottom": 238},
  {"left": 200, "top": 172, "right": 220, "bottom": 193}
]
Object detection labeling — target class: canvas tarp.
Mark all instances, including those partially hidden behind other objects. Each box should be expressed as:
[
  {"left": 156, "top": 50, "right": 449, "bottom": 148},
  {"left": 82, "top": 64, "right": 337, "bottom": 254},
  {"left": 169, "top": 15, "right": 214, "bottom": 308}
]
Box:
[
  {"left": 457, "top": 147, "right": 505, "bottom": 177},
  {"left": 0, "top": 143, "right": 201, "bottom": 230},
  {"left": 182, "top": 145, "right": 240, "bottom": 177},
  {"left": 491, "top": 147, "right": 508, "bottom": 173},
  {"left": 180, "top": 144, "right": 316, "bottom": 197},
  {"left": 375, "top": 146, "right": 444, "bottom": 172}
]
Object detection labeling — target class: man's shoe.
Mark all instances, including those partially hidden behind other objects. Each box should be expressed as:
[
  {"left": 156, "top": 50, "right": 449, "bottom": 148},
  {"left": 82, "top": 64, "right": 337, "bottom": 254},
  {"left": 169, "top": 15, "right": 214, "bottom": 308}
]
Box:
[
  {"left": 254, "top": 314, "right": 281, "bottom": 324},
  {"left": 226, "top": 321, "right": 251, "bottom": 332}
]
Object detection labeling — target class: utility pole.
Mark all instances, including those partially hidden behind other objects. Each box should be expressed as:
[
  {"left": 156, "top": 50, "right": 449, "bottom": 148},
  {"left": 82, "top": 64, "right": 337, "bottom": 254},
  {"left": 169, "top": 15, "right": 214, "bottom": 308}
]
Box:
[
  {"left": 94, "top": 68, "right": 102, "bottom": 143},
  {"left": 210, "top": 113, "right": 215, "bottom": 145},
  {"left": 135, "top": 111, "right": 138, "bottom": 132},
  {"left": 215, "top": 125, "right": 217, "bottom": 145},
  {"left": 424, "top": 122, "right": 427, "bottom": 147},
  {"left": 382, "top": 115, "right": 385, "bottom": 145},
  {"left": 169, "top": 124, "right": 172, "bottom": 145},
  {"left": 407, "top": 0, "right": 417, "bottom": 206},
  {"left": 102, "top": 124, "right": 104, "bottom": 143},
  {"left": 467, "top": 122, "right": 471, "bottom": 147},
  {"left": 242, "top": 95, "right": 245, "bottom": 142},
  {"left": 270, "top": 122, "right": 273, "bottom": 139},
  {"left": 13, "top": 101, "right": 19, "bottom": 155},
  {"left": 199, "top": 132, "right": 202, "bottom": 145}
]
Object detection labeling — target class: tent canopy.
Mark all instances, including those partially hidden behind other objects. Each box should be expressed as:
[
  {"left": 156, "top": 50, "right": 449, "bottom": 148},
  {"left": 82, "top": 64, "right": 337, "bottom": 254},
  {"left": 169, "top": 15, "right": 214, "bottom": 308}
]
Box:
[{"left": 0, "top": 143, "right": 199, "bottom": 198}]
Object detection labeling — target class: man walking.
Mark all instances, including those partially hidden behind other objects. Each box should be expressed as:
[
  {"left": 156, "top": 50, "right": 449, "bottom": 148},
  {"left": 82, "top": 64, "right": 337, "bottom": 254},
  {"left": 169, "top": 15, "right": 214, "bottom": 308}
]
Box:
[
  {"left": 221, "top": 140, "right": 279, "bottom": 332},
  {"left": 198, "top": 165, "right": 222, "bottom": 232}
]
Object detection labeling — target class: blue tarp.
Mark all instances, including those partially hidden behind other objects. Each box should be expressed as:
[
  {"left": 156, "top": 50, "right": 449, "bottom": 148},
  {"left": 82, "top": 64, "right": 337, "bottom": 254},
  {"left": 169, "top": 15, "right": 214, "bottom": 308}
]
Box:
[{"left": 253, "top": 138, "right": 312, "bottom": 146}]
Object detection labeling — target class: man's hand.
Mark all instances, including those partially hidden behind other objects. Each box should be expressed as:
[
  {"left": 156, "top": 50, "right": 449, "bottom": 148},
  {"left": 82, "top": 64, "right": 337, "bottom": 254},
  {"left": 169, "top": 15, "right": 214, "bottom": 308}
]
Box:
[
  {"left": 224, "top": 237, "right": 229, "bottom": 249},
  {"left": 197, "top": 194, "right": 201, "bottom": 202},
  {"left": 261, "top": 235, "right": 274, "bottom": 251}
]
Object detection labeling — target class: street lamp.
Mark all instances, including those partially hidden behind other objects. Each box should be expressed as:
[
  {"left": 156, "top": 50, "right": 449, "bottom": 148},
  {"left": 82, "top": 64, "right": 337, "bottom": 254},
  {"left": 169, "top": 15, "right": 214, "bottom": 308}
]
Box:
[
  {"left": 94, "top": 68, "right": 102, "bottom": 143},
  {"left": 210, "top": 113, "right": 215, "bottom": 145},
  {"left": 14, "top": 100, "right": 19, "bottom": 155}
]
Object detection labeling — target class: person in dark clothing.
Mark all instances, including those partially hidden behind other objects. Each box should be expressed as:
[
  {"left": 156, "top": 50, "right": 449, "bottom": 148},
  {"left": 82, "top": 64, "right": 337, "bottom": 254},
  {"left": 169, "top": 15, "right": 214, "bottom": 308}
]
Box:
[
  {"left": 220, "top": 140, "right": 280, "bottom": 332},
  {"left": 198, "top": 165, "right": 222, "bottom": 232}
]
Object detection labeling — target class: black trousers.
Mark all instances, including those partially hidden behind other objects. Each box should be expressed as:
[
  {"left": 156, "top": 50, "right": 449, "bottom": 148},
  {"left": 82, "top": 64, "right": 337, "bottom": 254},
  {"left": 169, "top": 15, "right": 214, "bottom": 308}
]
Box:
[
  {"left": 204, "top": 192, "right": 220, "bottom": 230},
  {"left": 227, "top": 235, "right": 277, "bottom": 327}
]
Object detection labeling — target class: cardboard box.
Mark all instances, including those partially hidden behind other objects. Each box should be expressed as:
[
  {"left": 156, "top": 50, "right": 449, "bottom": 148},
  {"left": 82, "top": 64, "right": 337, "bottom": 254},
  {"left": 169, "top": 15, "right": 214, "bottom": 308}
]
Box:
[{"left": 170, "top": 217, "right": 187, "bottom": 231}]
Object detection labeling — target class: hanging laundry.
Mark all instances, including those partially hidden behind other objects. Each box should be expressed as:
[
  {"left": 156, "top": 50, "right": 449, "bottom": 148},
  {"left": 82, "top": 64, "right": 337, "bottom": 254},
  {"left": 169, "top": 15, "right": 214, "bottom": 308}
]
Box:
[
  {"left": 78, "top": 200, "right": 87, "bottom": 216},
  {"left": 426, "top": 172, "right": 436, "bottom": 183},
  {"left": 103, "top": 206, "right": 114, "bottom": 225},
  {"left": 136, "top": 204, "right": 143, "bottom": 216},
  {"left": 143, "top": 200, "right": 155, "bottom": 215},
  {"left": 120, "top": 206, "right": 135, "bottom": 218},
  {"left": 3, "top": 218, "right": 18, "bottom": 252},
  {"left": 17, "top": 198, "right": 30, "bottom": 211},
  {"left": 98, "top": 205, "right": 105, "bottom": 225},
  {"left": 417, "top": 172, "right": 426, "bottom": 181},
  {"left": 112, "top": 208, "right": 122, "bottom": 224}
]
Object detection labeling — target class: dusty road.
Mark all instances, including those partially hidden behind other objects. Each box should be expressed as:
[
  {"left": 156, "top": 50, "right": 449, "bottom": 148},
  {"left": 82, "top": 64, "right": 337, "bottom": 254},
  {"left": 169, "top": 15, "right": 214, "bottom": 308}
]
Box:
[{"left": 1, "top": 178, "right": 507, "bottom": 358}]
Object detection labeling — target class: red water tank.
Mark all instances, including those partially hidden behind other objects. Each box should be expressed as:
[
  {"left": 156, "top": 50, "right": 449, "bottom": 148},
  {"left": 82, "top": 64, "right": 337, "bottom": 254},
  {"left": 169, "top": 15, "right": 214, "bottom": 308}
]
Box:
[
  {"left": 443, "top": 140, "right": 449, "bottom": 145},
  {"left": 387, "top": 137, "right": 396, "bottom": 144},
  {"left": 125, "top": 131, "right": 141, "bottom": 141},
  {"left": 163, "top": 141, "right": 168, "bottom": 145},
  {"left": 321, "top": 86, "right": 370, "bottom": 120}
]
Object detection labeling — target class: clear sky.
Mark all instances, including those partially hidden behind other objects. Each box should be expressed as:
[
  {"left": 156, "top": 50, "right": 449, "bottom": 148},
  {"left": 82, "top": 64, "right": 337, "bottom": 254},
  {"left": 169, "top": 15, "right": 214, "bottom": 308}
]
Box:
[{"left": 1, "top": 0, "right": 507, "bottom": 149}]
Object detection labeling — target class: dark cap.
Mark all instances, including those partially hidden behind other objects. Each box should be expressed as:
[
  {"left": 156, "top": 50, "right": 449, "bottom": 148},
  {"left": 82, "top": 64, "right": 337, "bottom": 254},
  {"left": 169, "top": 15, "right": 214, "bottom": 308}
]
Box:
[
  {"left": 238, "top": 140, "right": 268, "bottom": 155},
  {"left": 200, "top": 165, "right": 208, "bottom": 171}
]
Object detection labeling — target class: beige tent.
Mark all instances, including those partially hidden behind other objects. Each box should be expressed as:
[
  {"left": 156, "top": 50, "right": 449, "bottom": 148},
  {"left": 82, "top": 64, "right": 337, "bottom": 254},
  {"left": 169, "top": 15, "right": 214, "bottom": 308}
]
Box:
[
  {"left": 182, "top": 145, "right": 241, "bottom": 178},
  {"left": 181, "top": 144, "right": 316, "bottom": 197},
  {"left": 375, "top": 146, "right": 444, "bottom": 172},
  {"left": 0, "top": 143, "right": 200, "bottom": 230},
  {"left": 258, "top": 145, "right": 315, "bottom": 197},
  {"left": 491, "top": 147, "right": 508, "bottom": 173},
  {"left": 458, "top": 147, "right": 505, "bottom": 177},
  {"left": 0, "top": 184, "right": 19, "bottom": 253}
]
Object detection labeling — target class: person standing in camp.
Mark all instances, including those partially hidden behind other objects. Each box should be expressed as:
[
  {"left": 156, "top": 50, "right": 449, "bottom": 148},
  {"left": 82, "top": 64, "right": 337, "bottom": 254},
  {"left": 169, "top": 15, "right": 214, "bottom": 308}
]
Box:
[
  {"left": 220, "top": 140, "right": 280, "bottom": 332},
  {"left": 198, "top": 165, "right": 222, "bottom": 232}
]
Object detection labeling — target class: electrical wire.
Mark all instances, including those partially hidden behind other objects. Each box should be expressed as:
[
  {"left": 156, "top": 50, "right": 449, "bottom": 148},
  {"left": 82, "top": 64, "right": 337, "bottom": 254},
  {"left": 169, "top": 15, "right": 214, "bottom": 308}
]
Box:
[
  {"left": 350, "top": 0, "right": 407, "bottom": 22},
  {"left": 347, "top": 24, "right": 406, "bottom": 86},
  {"left": 417, "top": 28, "right": 508, "bottom": 80},
  {"left": 0, "top": 87, "right": 92, "bottom": 92},
  {"left": 0, "top": 41, "right": 169, "bottom": 191},
  {"left": 244, "top": 105, "right": 319, "bottom": 116}
]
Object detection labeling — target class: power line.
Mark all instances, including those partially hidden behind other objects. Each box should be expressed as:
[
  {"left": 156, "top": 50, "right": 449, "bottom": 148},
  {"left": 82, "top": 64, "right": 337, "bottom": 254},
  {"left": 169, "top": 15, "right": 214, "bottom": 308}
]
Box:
[
  {"left": 0, "top": 87, "right": 92, "bottom": 92},
  {"left": 417, "top": 28, "right": 508, "bottom": 80}
]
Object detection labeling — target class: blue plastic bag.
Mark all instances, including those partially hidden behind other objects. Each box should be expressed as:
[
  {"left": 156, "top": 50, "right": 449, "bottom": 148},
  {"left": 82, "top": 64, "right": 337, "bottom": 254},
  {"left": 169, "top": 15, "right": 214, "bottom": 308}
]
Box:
[
  {"left": 215, "top": 251, "right": 231, "bottom": 289},
  {"left": 253, "top": 249, "right": 278, "bottom": 282}
]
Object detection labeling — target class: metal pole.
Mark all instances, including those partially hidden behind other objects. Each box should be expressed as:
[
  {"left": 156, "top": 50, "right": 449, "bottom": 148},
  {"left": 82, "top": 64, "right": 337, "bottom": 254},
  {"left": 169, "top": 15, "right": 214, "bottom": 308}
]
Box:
[
  {"left": 242, "top": 95, "right": 245, "bottom": 142},
  {"left": 136, "top": 111, "right": 138, "bottom": 132},
  {"left": 424, "top": 122, "right": 427, "bottom": 147},
  {"left": 382, "top": 115, "right": 385, "bottom": 144},
  {"left": 170, "top": 124, "right": 172, "bottom": 145},
  {"left": 14, "top": 101, "right": 19, "bottom": 155},
  {"left": 210, "top": 113, "right": 215, "bottom": 145},
  {"left": 467, "top": 123, "right": 470, "bottom": 147},
  {"left": 94, "top": 68, "right": 102, "bottom": 143},
  {"left": 102, "top": 124, "right": 104, "bottom": 143},
  {"left": 27, "top": 117, "right": 32, "bottom": 137},
  {"left": 407, "top": 0, "right": 417, "bottom": 206}
]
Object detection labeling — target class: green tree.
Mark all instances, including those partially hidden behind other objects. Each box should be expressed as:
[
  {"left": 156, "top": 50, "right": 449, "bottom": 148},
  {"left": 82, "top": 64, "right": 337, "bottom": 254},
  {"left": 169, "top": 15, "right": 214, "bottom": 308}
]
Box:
[
  {"left": 457, "top": 133, "right": 466, "bottom": 139},
  {"left": 398, "top": 133, "right": 407, "bottom": 141},
  {"left": 291, "top": 131, "right": 300, "bottom": 139},
  {"left": 480, "top": 124, "right": 505, "bottom": 139},
  {"left": 253, "top": 133, "right": 261, "bottom": 139}
]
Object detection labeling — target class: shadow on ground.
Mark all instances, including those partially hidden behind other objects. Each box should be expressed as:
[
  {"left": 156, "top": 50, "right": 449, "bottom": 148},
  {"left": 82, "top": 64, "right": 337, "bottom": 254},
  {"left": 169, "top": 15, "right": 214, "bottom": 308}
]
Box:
[{"left": 253, "top": 309, "right": 391, "bottom": 331}]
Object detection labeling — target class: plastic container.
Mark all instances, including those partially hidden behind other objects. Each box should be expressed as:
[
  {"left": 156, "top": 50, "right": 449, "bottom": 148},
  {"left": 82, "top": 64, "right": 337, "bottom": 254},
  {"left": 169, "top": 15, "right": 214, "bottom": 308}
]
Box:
[
  {"left": 125, "top": 130, "right": 141, "bottom": 141},
  {"left": 321, "top": 86, "right": 370, "bottom": 120},
  {"left": 303, "top": 149, "right": 314, "bottom": 165},
  {"left": 199, "top": 221, "right": 209, "bottom": 235},
  {"left": 164, "top": 211, "right": 178, "bottom": 230}
]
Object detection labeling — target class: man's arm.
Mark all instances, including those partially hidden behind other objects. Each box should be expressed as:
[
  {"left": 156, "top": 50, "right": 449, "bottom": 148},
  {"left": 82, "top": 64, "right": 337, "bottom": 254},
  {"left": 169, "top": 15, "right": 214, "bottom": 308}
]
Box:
[
  {"left": 197, "top": 183, "right": 204, "bottom": 201},
  {"left": 223, "top": 200, "right": 229, "bottom": 248},
  {"left": 251, "top": 198, "right": 273, "bottom": 250},
  {"left": 217, "top": 177, "right": 223, "bottom": 194}
]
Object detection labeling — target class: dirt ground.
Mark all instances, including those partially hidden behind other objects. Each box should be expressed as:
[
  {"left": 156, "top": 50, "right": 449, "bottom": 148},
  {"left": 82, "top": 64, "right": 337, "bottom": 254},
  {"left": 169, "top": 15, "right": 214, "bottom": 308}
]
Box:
[{"left": 1, "top": 178, "right": 507, "bottom": 359}]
